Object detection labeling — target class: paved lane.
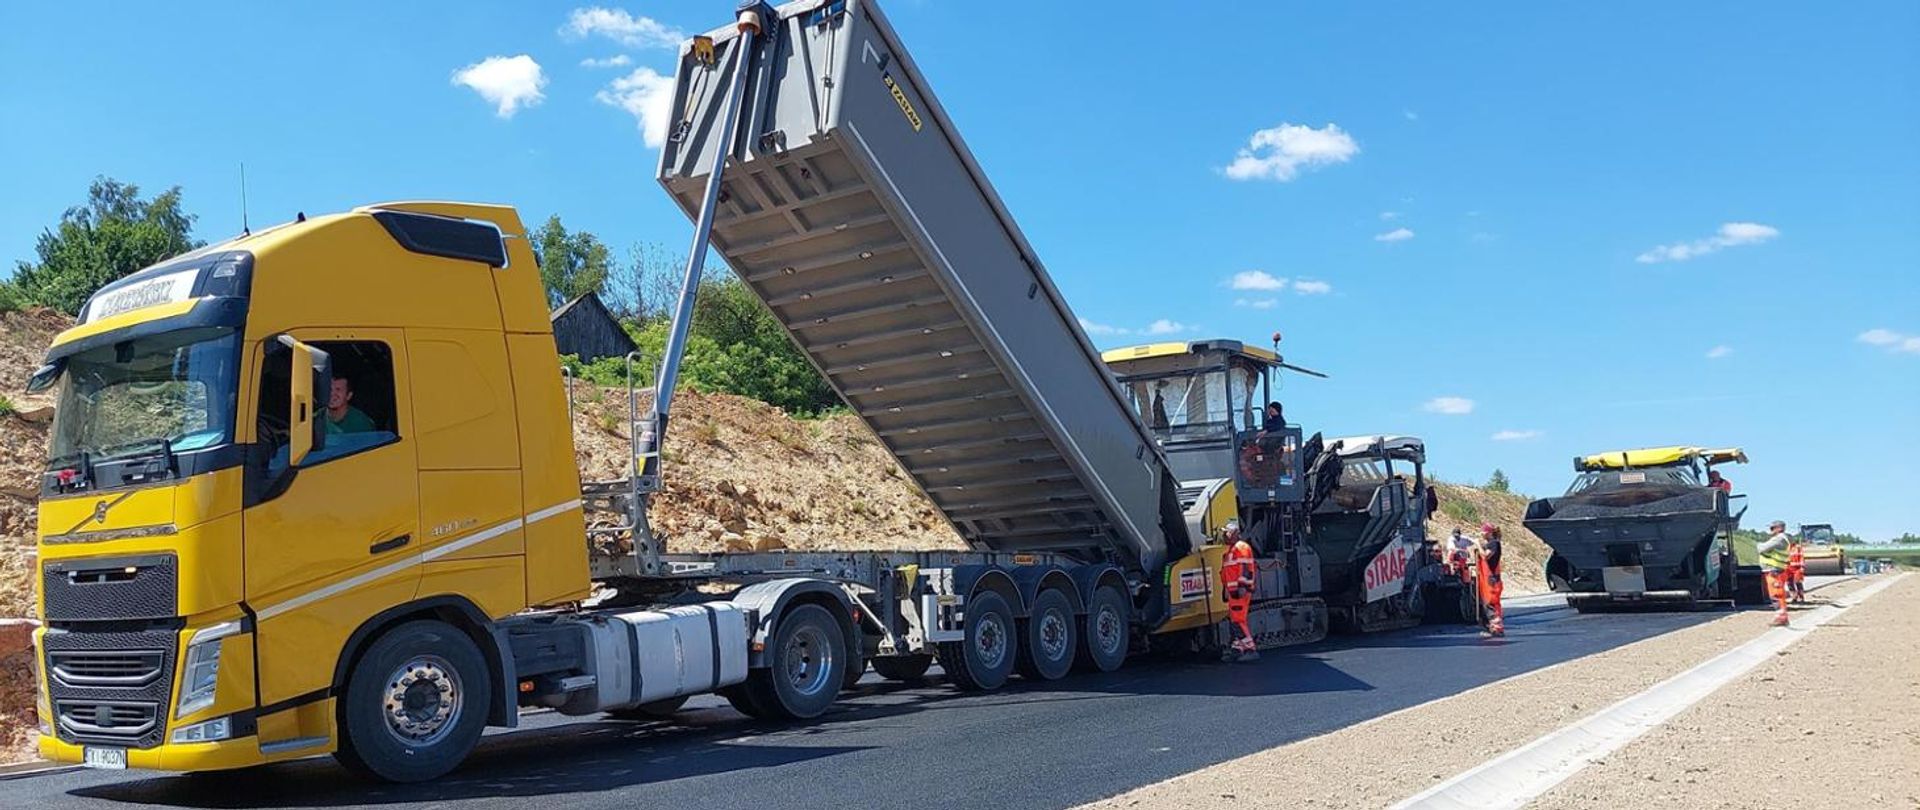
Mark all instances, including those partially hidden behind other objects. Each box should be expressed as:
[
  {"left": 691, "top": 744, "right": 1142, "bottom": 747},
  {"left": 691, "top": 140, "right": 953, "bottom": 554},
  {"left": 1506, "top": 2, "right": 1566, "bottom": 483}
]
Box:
[{"left": 0, "top": 598, "right": 1741, "bottom": 810}]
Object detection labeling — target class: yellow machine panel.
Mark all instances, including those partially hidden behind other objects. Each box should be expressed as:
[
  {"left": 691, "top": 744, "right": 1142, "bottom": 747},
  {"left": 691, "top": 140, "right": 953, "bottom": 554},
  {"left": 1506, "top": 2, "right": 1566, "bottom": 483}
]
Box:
[
  {"left": 508, "top": 333, "right": 591, "bottom": 605},
  {"left": 408, "top": 329, "right": 523, "bottom": 471}
]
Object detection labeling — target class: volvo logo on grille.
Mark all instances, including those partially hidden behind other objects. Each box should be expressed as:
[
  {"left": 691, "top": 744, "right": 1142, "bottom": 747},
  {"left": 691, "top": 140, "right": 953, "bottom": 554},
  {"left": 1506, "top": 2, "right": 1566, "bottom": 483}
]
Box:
[{"left": 94, "top": 705, "right": 114, "bottom": 728}]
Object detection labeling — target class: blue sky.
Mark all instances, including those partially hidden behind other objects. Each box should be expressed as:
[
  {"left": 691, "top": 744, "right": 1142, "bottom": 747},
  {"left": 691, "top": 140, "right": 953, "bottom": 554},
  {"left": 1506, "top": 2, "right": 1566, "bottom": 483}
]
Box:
[{"left": 3, "top": 2, "right": 1916, "bottom": 539}]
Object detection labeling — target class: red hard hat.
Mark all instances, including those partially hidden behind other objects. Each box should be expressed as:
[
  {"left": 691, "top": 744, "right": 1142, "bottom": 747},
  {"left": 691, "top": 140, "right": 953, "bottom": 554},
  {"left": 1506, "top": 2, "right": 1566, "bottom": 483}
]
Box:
[{"left": 1480, "top": 522, "right": 1498, "bottom": 536}]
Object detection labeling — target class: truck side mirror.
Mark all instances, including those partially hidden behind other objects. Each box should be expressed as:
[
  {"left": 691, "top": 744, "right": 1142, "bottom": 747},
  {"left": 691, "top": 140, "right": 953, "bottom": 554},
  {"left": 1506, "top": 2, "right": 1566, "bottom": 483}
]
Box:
[{"left": 278, "top": 335, "right": 331, "bottom": 467}]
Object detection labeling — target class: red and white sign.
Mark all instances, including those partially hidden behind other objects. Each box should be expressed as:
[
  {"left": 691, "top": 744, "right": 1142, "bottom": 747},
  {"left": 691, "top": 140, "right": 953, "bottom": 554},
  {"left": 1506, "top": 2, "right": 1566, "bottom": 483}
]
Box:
[{"left": 1363, "top": 537, "right": 1414, "bottom": 603}]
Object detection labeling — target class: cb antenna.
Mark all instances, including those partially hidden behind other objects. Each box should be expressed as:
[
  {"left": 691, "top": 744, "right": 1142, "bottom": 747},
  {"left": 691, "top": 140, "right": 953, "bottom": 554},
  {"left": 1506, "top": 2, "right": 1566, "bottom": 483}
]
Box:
[{"left": 239, "top": 162, "right": 251, "bottom": 236}]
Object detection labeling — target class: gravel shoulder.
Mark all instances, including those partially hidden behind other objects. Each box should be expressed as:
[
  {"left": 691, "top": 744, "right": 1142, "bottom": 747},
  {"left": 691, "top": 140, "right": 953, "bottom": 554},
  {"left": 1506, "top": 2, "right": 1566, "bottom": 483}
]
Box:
[
  {"left": 1077, "top": 577, "right": 1881, "bottom": 810},
  {"left": 1535, "top": 573, "right": 1920, "bottom": 810}
]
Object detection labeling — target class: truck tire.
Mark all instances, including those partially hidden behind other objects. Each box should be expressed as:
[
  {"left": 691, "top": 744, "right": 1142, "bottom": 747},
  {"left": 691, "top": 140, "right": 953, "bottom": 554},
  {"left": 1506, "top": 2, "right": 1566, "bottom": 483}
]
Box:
[
  {"left": 742, "top": 603, "right": 845, "bottom": 720},
  {"left": 1077, "top": 583, "right": 1130, "bottom": 673},
  {"left": 334, "top": 620, "right": 492, "bottom": 783},
  {"left": 608, "top": 695, "right": 689, "bottom": 721},
  {"left": 938, "top": 590, "right": 1016, "bottom": 691},
  {"left": 721, "top": 683, "right": 771, "bottom": 719},
  {"left": 842, "top": 658, "right": 868, "bottom": 692},
  {"left": 1016, "top": 588, "right": 1077, "bottom": 681},
  {"left": 871, "top": 655, "right": 934, "bottom": 682}
]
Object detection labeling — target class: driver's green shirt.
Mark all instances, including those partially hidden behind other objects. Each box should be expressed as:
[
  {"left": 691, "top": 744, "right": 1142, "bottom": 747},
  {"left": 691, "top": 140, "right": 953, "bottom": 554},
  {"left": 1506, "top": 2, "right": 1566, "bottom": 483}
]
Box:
[{"left": 325, "top": 406, "right": 375, "bottom": 435}]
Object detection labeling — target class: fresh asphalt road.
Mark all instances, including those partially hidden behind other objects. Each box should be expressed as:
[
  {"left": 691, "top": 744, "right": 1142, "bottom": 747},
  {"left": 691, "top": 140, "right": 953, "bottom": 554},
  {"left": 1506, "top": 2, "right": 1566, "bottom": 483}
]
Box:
[{"left": 2, "top": 586, "right": 1842, "bottom": 810}]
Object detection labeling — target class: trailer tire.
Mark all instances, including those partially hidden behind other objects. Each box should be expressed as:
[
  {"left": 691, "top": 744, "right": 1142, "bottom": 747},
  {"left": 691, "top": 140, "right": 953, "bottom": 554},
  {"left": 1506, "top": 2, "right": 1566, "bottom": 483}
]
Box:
[
  {"left": 1016, "top": 588, "right": 1077, "bottom": 681},
  {"left": 743, "top": 603, "right": 845, "bottom": 720},
  {"left": 938, "top": 590, "right": 1016, "bottom": 691},
  {"left": 871, "top": 655, "right": 934, "bottom": 682},
  {"left": 1078, "top": 583, "right": 1130, "bottom": 673},
  {"left": 608, "top": 695, "right": 689, "bottom": 721},
  {"left": 334, "top": 620, "right": 491, "bottom": 783}
]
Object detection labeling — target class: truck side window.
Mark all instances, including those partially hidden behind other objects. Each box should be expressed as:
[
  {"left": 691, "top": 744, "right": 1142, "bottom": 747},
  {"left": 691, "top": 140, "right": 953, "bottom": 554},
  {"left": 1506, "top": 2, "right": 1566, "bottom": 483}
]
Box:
[{"left": 259, "top": 340, "right": 400, "bottom": 472}]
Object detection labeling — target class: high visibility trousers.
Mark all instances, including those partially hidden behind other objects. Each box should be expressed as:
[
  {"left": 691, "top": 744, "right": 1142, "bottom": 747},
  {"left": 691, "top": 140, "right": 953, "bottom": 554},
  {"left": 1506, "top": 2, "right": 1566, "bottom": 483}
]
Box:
[
  {"left": 1764, "top": 570, "right": 1790, "bottom": 625},
  {"left": 1788, "top": 566, "right": 1806, "bottom": 601},
  {"left": 1484, "top": 575, "right": 1505, "bottom": 635},
  {"left": 1226, "top": 595, "right": 1254, "bottom": 651}
]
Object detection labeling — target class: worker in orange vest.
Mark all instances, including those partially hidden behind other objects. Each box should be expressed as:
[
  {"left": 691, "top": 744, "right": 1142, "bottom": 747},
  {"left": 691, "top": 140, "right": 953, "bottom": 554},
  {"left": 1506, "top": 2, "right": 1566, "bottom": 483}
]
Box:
[
  {"left": 1477, "top": 523, "right": 1505, "bottom": 637},
  {"left": 1787, "top": 538, "right": 1807, "bottom": 604},
  {"left": 1756, "top": 521, "right": 1792, "bottom": 627},
  {"left": 1220, "top": 521, "right": 1259, "bottom": 662}
]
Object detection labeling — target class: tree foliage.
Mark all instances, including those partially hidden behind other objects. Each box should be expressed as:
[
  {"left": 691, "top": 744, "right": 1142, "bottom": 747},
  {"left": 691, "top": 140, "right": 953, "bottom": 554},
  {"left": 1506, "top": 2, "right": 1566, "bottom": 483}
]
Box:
[
  {"left": 8, "top": 177, "right": 203, "bottom": 314},
  {"left": 1486, "top": 468, "right": 1511, "bottom": 493},
  {"left": 530, "top": 215, "right": 611, "bottom": 309}
]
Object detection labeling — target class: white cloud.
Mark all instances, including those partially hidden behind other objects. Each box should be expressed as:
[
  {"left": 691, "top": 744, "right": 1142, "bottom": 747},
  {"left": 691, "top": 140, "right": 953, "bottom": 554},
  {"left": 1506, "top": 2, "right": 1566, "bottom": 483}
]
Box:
[
  {"left": 1292, "top": 279, "right": 1332, "bottom": 295},
  {"left": 1078, "top": 317, "right": 1193, "bottom": 338},
  {"left": 1374, "top": 227, "right": 1415, "bottom": 243},
  {"left": 561, "top": 7, "right": 684, "bottom": 49},
  {"left": 1423, "top": 396, "right": 1475, "bottom": 415},
  {"left": 1705, "top": 345, "right": 1733, "bottom": 359},
  {"left": 1858, "top": 328, "right": 1920, "bottom": 355},
  {"left": 1379, "top": 211, "right": 1400, "bottom": 221},
  {"left": 1222, "top": 123, "right": 1359, "bottom": 182},
  {"left": 597, "top": 67, "right": 677, "bottom": 148},
  {"left": 1636, "top": 221, "right": 1780, "bottom": 264},
  {"left": 1491, "top": 429, "right": 1542, "bottom": 441},
  {"left": 580, "top": 54, "right": 632, "bottom": 69},
  {"left": 1228, "top": 270, "right": 1286, "bottom": 291},
  {"left": 1235, "top": 297, "right": 1277, "bottom": 309},
  {"left": 452, "top": 55, "right": 547, "bottom": 118}
]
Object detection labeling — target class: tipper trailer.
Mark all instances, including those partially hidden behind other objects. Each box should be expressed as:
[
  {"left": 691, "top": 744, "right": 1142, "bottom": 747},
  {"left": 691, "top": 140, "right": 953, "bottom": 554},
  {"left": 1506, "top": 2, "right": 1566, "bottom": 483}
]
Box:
[{"left": 30, "top": 0, "right": 1447, "bottom": 783}]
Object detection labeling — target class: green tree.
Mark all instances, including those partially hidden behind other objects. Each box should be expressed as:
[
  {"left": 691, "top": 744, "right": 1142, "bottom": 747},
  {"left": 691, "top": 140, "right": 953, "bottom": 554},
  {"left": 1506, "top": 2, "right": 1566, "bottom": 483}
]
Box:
[
  {"left": 1486, "top": 468, "right": 1511, "bottom": 493},
  {"left": 9, "top": 177, "right": 203, "bottom": 314},
  {"left": 530, "top": 215, "right": 611, "bottom": 309}
]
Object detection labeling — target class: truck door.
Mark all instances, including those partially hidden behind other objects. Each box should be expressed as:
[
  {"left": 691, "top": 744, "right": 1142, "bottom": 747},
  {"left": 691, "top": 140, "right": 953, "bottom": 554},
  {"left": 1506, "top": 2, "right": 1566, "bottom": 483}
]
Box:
[{"left": 243, "top": 330, "right": 420, "bottom": 709}]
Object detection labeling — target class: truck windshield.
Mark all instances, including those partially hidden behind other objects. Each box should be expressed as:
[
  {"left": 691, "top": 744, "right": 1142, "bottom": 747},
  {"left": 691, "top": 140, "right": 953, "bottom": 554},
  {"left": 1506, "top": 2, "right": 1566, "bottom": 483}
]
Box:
[{"left": 48, "top": 327, "right": 243, "bottom": 468}]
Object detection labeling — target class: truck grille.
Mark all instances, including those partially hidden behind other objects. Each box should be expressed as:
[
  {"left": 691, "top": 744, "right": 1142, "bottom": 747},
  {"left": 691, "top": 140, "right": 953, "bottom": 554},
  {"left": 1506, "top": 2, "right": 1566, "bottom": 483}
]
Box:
[
  {"left": 41, "top": 626, "right": 178, "bottom": 749},
  {"left": 49, "top": 651, "right": 166, "bottom": 688},
  {"left": 55, "top": 701, "right": 160, "bottom": 744}
]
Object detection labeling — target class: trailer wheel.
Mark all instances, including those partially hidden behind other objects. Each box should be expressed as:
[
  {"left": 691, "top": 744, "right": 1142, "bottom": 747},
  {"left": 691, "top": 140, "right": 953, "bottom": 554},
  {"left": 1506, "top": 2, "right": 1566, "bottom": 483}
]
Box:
[
  {"left": 1077, "top": 583, "right": 1130, "bottom": 673},
  {"left": 938, "top": 590, "right": 1016, "bottom": 690},
  {"left": 743, "top": 603, "right": 845, "bottom": 720},
  {"left": 334, "top": 620, "right": 491, "bottom": 783},
  {"left": 871, "top": 655, "right": 934, "bottom": 682},
  {"left": 1016, "top": 588, "right": 1077, "bottom": 681},
  {"left": 608, "top": 695, "right": 689, "bottom": 721}
]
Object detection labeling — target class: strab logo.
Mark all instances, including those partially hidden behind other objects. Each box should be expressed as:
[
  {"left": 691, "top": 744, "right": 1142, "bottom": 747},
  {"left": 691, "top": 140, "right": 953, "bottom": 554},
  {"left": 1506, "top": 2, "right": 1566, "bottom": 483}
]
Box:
[
  {"left": 1363, "top": 539, "right": 1411, "bottom": 603},
  {"left": 1177, "top": 568, "right": 1210, "bottom": 602}
]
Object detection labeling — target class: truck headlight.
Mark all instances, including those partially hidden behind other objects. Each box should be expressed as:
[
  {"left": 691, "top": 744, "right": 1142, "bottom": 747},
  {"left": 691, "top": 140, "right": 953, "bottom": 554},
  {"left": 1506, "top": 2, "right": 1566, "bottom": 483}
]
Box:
[
  {"left": 176, "top": 621, "right": 242, "bottom": 718},
  {"left": 171, "top": 716, "right": 233, "bottom": 744}
]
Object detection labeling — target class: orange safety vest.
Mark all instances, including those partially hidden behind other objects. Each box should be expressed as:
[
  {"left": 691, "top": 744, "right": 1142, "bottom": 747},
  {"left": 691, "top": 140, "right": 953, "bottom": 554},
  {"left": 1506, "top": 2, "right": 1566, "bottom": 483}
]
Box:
[
  {"left": 1788, "top": 544, "right": 1804, "bottom": 566},
  {"left": 1222, "top": 540, "right": 1256, "bottom": 601}
]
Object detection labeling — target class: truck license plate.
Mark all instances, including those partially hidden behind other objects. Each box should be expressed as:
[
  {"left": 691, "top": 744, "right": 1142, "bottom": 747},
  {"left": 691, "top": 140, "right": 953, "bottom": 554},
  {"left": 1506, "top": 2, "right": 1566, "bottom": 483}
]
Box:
[{"left": 83, "top": 747, "right": 127, "bottom": 769}]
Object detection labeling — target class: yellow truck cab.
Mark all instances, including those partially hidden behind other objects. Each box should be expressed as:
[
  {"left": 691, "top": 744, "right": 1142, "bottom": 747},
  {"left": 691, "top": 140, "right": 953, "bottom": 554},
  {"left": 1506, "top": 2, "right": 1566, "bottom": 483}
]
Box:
[{"left": 33, "top": 203, "right": 593, "bottom": 775}]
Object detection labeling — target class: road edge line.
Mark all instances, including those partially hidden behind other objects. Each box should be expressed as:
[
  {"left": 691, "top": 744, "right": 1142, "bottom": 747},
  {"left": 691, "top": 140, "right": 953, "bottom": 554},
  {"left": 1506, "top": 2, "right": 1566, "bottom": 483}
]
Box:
[{"left": 1387, "top": 573, "right": 1908, "bottom": 810}]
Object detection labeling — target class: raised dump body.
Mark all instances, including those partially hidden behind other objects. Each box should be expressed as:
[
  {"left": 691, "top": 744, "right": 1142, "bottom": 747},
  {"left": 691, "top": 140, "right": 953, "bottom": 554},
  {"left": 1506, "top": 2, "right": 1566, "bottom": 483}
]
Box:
[{"left": 657, "top": 0, "right": 1188, "bottom": 574}]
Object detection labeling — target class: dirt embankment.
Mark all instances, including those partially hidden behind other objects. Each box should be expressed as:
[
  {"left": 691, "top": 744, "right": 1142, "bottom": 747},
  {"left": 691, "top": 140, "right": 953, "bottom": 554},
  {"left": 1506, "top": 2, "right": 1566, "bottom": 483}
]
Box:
[
  {"left": 568, "top": 386, "right": 964, "bottom": 554},
  {"left": 1424, "top": 481, "right": 1551, "bottom": 594},
  {"left": 0, "top": 308, "right": 66, "bottom": 762}
]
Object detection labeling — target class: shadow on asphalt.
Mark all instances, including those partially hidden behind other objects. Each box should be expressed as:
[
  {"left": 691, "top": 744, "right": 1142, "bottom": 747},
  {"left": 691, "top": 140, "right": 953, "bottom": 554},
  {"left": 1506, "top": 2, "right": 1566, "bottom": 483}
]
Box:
[{"left": 71, "top": 720, "right": 869, "bottom": 807}]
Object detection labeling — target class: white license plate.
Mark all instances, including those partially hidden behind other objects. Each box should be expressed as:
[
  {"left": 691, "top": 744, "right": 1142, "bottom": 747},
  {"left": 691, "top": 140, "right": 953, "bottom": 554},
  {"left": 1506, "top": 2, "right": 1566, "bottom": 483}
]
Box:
[{"left": 83, "top": 747, "right": 127, "bottom": 769}]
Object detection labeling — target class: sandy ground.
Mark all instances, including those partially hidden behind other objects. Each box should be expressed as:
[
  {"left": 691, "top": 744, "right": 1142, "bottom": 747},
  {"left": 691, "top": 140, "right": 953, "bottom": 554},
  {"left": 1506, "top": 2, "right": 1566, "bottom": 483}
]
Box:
[
  {"left": 1077, "top": 577, "right": 1882, "bottom": 810},
  {"left": 1536, "top": 574, "right": 1920, "bottom": 809}
]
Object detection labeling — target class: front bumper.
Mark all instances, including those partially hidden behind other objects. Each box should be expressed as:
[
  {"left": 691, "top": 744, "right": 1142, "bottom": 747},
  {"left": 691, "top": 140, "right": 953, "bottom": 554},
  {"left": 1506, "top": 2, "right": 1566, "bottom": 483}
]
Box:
[{"left": 39, "top": 734, "right": 279, "bottom": 772}]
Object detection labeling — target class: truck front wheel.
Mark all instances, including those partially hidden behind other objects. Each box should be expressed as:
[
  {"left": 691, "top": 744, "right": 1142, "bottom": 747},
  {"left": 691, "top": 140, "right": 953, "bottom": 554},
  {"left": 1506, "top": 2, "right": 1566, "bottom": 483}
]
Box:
[
  {"left": 335, "top": 620, "right": 492, "bottom": 783},
  {"left": 743, "top": 603, "right": 846, "bottom": 720}
]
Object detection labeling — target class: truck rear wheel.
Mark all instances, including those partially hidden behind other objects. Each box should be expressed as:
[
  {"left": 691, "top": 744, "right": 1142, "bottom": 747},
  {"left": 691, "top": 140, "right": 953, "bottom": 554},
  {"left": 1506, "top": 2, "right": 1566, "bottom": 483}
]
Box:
[
  {"left": 1016, "top": 588, "right": 1077, "bottom": 681},
  {"left": 334, "top": 620, "right": 491, "bottom": 783},
  {"left": 939, "top": 590, "right": 1016, "bottom": 690},
  {"left": 871, "top": 654, "right": 934, "bottom": 682},
  {"left": 1077, "top": 584, "right": 1130, "bottom": 673},
  {"left": 742, "top": 603, "right": 845, "bottom": 720}
]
